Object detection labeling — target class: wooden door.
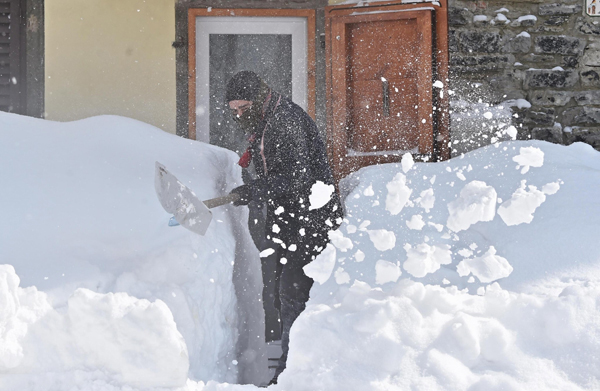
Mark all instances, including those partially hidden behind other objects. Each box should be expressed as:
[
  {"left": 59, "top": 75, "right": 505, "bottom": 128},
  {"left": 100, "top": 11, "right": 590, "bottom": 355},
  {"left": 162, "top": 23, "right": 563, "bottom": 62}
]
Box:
[
  {"left": 326, "top": 2, "right": 449, "bottom": 184},
  {"left": 347, "top": 14, "right": 432, "bottom": 155}
]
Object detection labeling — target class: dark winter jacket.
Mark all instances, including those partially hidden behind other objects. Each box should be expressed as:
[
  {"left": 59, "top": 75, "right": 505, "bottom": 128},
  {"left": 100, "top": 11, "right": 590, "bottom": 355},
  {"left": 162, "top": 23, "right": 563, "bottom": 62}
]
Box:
[{"left": 245, "top": 91, "right": 343, "bottom": 242}]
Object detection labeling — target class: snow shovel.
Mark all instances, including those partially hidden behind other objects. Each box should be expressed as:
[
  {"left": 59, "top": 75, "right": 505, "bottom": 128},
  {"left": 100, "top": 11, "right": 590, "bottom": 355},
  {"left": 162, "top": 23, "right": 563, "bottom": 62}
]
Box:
[{"left": 154, "top": 162, "right": 239, "bottom": 236}]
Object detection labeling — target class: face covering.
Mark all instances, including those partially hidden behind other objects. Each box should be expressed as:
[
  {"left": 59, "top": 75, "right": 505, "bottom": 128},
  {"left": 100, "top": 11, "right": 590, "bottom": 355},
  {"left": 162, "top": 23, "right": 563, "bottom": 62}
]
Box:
[
  {"left": 233, "top": 102, "right": 263, "bottom": 132},
  {"left": 231, "top": 81, "right": 271, "bottom": 133}
]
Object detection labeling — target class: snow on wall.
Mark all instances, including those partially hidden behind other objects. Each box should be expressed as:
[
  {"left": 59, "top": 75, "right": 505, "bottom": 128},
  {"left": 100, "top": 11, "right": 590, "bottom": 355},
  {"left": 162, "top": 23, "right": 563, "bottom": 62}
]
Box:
[{"left": 0, "top": 113, "right": 267, "bottom": 388}]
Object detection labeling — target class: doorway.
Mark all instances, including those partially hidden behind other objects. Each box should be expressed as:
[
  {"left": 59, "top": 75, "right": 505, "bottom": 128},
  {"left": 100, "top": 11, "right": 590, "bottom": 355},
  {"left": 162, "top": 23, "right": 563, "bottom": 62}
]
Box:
[
  {"left": 188, "top": 9, "right": 316, "bottom": 150},
  {"left": 187, "top": 8, "right": 316, "bottom": 344},
  {"left": 326, "top": 1, "right": 450, "bottom": 183}
]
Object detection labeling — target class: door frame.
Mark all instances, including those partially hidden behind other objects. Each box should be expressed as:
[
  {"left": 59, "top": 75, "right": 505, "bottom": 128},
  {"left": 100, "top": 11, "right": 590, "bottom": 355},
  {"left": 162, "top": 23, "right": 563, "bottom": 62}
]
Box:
[
  {"left": 325, "top": 0, "right": 449, "bottom": 182},
  {"left": 187, "top": 8, "right": 316, "bottom": 141}
]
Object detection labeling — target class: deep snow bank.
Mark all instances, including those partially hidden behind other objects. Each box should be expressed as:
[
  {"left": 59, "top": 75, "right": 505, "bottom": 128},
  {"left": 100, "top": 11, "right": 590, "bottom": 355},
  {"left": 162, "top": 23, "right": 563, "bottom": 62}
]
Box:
[
  {"left": 2, "top": 110, "right": 600, "bottom": 391},
  {"left": 280, "top": 141, "right": 600, "bottom": 391},
  {"left": 0, "top": 112, "right": 267, "bottom": 388}
]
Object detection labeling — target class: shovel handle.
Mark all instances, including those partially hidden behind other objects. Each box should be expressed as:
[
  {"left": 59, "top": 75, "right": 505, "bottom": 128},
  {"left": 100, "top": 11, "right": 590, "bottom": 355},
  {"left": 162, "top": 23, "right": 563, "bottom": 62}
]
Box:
[{"left": 203, "top": 193, "right": 240, "bottom": 209}]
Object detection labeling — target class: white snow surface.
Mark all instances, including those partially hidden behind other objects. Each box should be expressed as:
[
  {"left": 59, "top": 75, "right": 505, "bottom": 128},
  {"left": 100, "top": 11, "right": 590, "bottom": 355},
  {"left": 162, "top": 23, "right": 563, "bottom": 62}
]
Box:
[
  {"left": 3, "top": 112, "right": 600, "bottom": 391},
  {"left": 0, "top": 113, "right": 267, "bottom": 389}
]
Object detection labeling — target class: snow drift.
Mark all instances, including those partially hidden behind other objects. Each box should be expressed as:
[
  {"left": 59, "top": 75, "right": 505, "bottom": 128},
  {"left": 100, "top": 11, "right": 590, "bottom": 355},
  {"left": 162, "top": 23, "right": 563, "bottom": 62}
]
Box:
[
  {"left": 2, "top": 111, "right": 600, "bottom": 391},
  {"left": 0, "top": 112, "right": 267, "bottom": 389},
  {"left": 289, "top": 140, "right": 600, "bottom": 391}
]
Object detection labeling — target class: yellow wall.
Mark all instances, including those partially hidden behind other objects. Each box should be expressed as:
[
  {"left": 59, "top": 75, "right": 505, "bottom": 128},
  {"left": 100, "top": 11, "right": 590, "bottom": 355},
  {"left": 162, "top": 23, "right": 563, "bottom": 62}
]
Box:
[{"left": 45, "top": 0, "right": 176, "bottom": 134}]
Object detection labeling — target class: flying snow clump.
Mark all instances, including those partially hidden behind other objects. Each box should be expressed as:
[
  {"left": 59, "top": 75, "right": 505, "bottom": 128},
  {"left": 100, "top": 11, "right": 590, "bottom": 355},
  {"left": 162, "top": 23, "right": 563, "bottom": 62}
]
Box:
[
  {"left": 513, "top": 146, "right": 544, "bottom": 174},
  {"left": 401, "top": 152, "right": 415, "bottom": 173},
  {"left": 375, "top": 260, "right": 401, "bottom": 285},
  {"left": 309, "top": 181, "right": 335, "bottom": 210},
  {"left": 498, "top": 180, "right": 550, "bottom": 226},
  {"left": 456, "top": 246, "right": 513, "bottom": 283},
  {"left": 403, "top": 243, "right": 452, "bottom": 278},
  {"left": 328, "top": 230, "right": 353, "bottom": 252},
  {"left": 446, "top": 181, "right": 497, "bottom": 232},
  {"left": 303, "top": 243, "right": 336, "bottom": 284},
  {"left": 367, "top": 229, "right": 396, "bottom": 251},
  {"left": 385, "top": 173, "right": 412, "bottom": 215}
]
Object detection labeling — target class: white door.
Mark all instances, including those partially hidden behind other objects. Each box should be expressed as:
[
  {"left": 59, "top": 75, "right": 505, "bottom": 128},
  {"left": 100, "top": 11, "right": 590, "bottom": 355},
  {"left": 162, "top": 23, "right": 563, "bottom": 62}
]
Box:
[{"left": 194, "top": 16, "right": 308, "bottom": 147}]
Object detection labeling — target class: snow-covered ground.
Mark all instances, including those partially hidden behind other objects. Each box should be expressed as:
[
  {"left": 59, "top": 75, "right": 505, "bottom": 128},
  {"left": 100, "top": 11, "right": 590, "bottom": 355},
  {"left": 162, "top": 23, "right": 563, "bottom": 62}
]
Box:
[{"left": 1, "top": 112, "right": 599, "bottom": 390}]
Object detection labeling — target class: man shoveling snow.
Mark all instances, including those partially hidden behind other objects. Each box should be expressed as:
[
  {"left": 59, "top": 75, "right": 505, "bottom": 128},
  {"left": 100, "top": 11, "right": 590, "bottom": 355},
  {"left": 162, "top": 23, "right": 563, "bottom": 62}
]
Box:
[{"left": 225, "top": 71, "right": 343, "bottom": 384}]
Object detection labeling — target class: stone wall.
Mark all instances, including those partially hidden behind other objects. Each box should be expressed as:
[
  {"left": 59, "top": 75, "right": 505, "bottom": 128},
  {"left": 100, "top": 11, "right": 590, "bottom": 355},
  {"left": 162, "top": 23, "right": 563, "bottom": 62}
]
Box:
[{"left": 448, "top": 0, "right": 600, "bottom": 151}]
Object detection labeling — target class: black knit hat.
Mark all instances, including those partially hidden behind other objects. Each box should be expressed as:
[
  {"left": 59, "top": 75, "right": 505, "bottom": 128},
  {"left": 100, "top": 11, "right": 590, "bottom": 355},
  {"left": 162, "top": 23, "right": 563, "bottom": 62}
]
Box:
[{"left": 225, "top": 71, "right": 263, "bottom": 102}]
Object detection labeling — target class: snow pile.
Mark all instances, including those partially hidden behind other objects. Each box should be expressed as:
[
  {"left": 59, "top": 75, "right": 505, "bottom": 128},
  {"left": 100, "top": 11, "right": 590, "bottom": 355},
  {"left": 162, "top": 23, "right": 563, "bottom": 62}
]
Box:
[
  {"left": 279, "top": 140, "right": 600, "bottom": 391},
  {"left": 0, "top": 112, "right": 267, "bottom": 389},
  {"left": 0, "top": 264, "right": 188, "bottom": 387},
  {"left": 2, "top": 110, "right": 600, "bottom": 391},
  {"left": 286, "top": 279, "right": 600, "bottom": 390}
]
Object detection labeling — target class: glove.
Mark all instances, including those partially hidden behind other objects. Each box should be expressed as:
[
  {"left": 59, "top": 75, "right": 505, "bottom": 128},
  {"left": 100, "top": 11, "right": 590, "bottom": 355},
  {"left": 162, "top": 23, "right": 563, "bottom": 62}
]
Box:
[{"left": 230, "top": 184, "right": 252, "bottom": 206}]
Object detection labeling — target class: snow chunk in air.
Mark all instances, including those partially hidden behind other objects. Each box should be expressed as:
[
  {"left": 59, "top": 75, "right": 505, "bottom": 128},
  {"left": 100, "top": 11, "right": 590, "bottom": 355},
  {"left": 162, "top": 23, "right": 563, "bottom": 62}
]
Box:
[
  {"left": 304, "top": 243, "right": 336, "bottom": 284},
  {"left": 328, "top": 229, "right": 353, "bottom": 252},
  {"left": 446, "top": 181, "right": 497, "bottom": 232},
  {"left": 403, "top": 243, "right": 452, "bottom": 278},
  {"left": 513, "top": 146, "right": 544, "bottom": 174},
  {"left": 375, "top": 260, "right": 401, "bottom": 285},
  {"left": 309, "top": 181, "right": 335, "bottom": 210},
  {"left": 402, "top": 152, "right": 415, "bottom": 173},
  {"left": 367, "top": 229, "right": 397, "bottom": 251},
  {"left": 456, "top": 246, "right": 513, "bottom": 283},
  {"left": 498, "top": 180, "right": 547, "bottom": 226},
  {"left": 406, "top": 215, "right": 425, "bottom": 230},
  {"left": 386, "top": 172, "right": 412, "bottom": 215}
]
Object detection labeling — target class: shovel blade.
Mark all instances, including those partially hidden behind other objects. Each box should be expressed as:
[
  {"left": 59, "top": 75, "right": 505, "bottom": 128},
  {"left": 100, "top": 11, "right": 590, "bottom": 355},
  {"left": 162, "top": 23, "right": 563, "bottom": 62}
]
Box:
[{"left": 155, "top": 162, "right": 212, "bottom": 236}]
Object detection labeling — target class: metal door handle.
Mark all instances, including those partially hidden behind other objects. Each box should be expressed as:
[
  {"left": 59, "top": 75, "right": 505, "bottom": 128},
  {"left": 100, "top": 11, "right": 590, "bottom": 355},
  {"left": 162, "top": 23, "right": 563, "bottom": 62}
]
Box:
[{"left": 382, "top": 79, "right": 390, "bottom": 117}]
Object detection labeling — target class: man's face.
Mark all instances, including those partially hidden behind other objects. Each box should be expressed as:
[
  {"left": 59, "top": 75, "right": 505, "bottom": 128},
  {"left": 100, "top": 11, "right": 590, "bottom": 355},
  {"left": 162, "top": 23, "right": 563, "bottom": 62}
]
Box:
[
  {"left": 229, "top": 100, "right": 253, "bottom": 118},
  {"left": 229, "top": 99, "right": 261, "bottom": 132}
]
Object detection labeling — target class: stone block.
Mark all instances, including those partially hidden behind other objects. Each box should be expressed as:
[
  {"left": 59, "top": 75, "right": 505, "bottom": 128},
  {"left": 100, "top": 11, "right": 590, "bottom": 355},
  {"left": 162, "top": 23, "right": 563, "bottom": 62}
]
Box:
[
  {"left": 449, "top": 30, "right": 459, "bottom": 52},
  {"left": 534, "top": 36, "right": 587, "bottom": 56},
  {"left": 538, "top": 4, "right": 582, "bottom": 16},
  {"left": 574, "top": 90, "right": 600, "bottom": 105},
  {"left": 563, "top": 107, "right": 600, "bottom": 125},
  {"left": 458, "top": 31, "right": 502, "bottom": 53},
  {"left": 523, "top": 107, "right": 555, "bottom": 127},
  {"left": 582, "top": 49, "right": 600, "bottom": 67},
  {"left": 448, "top": 7, "right": 472, "bottom": 26},
  {"left": 544, "top": 16, "right": 570, "bottom": 26},
  {"left": 563, "top": 56, "right": 579, "bottom": 68},
  {"left": 524, "top": 69, "right": 578, "bottom": 88},
  {"left": 450, "top": 55, "right": 513, "bottom": 68},
  {"left": 581, "top": 67, "right": 600, "bottom": 87},
  {"left": 576, "top": 17, "right": 600, "bottom": 36},
  {"left": 523, "top": 54, "right": 556, "bottom": 64},
  {"left": 564, "top": 128, "right": 600, "bottom": 150},
  {"left": 505, "top": 33, "right": 532, "bottom": 53},
  {"left": 528, "top": 90, "right": 573, "bottom": 106},
  {"left": 531, "top": 124, "right": 564, "bottom": 144},
  {"left": 533, "top": 25, "right": 566, "bottom": 33}
]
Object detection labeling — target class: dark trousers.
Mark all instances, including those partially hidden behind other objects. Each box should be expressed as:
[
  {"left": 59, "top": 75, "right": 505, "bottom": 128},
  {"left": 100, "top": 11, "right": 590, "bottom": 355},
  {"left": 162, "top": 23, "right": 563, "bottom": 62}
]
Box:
[{"left": 271, "top": 228, "right": 328, "bottom": 379}]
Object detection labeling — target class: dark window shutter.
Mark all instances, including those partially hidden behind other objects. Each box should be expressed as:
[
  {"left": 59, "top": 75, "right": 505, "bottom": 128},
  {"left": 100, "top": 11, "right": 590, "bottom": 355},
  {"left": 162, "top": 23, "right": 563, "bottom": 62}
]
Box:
[{"left": 0, "top": 0, "right": 21, "bottom": 113}]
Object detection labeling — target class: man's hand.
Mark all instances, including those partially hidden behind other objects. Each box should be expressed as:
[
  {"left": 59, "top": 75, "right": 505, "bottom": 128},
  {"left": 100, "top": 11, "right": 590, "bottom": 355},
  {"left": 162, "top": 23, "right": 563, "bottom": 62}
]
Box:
[{"left": 230, "top": 184, "right": 252, "bottom": 206}]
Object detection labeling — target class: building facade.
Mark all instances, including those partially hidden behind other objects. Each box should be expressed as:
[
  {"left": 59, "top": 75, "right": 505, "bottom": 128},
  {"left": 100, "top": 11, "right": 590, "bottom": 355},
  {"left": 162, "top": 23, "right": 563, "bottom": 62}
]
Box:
[{"left": 3, "top": 0, "right": 600, "bottom": 166}]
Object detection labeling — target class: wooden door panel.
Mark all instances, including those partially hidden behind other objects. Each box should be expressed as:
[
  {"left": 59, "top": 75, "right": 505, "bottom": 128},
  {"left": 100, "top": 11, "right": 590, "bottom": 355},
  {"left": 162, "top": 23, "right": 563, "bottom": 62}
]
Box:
[
  {"left": 348, "top": 19, "right": 419, "bottom": 81},
  {"left": 327, "top": 3, "right": 449, "bottom": 184},
  {"left": 350, "top": 79, "right": 419, "bottom": 152}
]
